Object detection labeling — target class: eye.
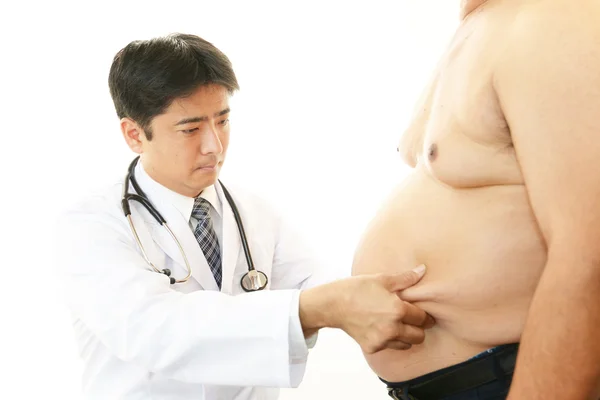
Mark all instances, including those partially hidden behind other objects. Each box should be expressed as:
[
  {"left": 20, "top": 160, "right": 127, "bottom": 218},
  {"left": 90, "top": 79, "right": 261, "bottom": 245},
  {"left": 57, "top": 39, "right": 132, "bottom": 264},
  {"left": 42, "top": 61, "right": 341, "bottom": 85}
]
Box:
[
  {"left": 181, "top": 128, "right": 198, "bottom": 134},
  {"left": 218, "top": 118, "right": 229, "bottom": 126}
]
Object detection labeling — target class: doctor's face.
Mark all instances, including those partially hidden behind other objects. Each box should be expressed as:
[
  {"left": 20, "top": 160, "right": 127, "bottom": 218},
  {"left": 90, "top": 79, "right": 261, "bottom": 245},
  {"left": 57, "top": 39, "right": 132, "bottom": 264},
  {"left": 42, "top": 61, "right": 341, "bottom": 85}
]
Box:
[{"left": 122, "top": 84, "right": 231, "bottom": 198}]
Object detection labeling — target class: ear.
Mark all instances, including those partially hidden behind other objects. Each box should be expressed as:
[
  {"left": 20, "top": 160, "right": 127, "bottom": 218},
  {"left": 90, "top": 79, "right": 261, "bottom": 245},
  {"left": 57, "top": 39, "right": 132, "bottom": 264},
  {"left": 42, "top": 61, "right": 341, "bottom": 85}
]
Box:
[{"left": 120, "top": 118, "right": 146, "bottom": 154}]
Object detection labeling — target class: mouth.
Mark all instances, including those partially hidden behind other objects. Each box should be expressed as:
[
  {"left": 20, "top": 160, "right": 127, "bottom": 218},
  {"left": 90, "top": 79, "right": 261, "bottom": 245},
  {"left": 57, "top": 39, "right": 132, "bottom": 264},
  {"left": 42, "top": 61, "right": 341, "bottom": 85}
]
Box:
[{"left": 197, "top": 161, "right": 220, "bottom": 171}]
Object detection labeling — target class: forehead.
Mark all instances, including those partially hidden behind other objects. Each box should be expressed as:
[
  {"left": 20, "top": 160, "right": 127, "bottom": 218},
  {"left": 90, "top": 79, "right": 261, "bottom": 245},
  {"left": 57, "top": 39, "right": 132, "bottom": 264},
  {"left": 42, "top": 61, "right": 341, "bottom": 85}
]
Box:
[{"left": 165, "top": 84, "right": 230, "bottom": 116}]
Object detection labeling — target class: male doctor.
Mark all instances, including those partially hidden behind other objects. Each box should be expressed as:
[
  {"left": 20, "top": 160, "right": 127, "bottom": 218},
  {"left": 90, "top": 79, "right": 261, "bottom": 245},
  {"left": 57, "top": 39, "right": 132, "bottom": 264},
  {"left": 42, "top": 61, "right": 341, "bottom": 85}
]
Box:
[{"left": 54, "top": 33, "right": 434, "bottom": 400}]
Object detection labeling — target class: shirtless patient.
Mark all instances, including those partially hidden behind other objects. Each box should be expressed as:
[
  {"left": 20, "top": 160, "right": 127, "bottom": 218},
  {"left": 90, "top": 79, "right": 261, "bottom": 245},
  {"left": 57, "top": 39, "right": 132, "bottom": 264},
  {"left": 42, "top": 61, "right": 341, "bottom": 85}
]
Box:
[{"left": 352, "top": 0, "right": 600, "bottom": 399}]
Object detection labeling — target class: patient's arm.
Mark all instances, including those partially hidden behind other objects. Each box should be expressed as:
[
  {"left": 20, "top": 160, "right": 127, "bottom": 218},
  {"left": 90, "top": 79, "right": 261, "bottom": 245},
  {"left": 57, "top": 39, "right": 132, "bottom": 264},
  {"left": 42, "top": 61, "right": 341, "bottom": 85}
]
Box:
[{"left": 496, "top": 4, "right": 600, "bottom": 399}]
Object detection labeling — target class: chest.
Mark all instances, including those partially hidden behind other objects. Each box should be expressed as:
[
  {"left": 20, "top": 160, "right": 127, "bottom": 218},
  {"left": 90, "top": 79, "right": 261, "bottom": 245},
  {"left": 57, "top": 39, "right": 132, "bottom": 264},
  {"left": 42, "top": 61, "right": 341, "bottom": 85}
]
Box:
[
  {"left": 400, "top": 10, "right": 524, "bottom": 188},
  {"left": 139, "top": 199, "right": 278, "bottom": 295}
]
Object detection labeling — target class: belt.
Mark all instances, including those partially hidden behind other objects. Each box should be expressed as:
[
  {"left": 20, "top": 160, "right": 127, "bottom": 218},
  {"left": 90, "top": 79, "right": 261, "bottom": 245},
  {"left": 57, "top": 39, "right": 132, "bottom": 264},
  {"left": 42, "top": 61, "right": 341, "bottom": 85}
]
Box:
[{"left": 387, "top": 344, "right": 518, "bottom": 400}]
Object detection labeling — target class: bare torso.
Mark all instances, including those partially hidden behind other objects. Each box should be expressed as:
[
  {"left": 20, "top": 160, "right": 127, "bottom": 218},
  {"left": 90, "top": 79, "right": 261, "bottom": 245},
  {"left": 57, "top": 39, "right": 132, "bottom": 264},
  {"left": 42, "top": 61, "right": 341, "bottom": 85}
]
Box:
[{"left": 351, "top": 1, "right": 548, "bottom": 382}]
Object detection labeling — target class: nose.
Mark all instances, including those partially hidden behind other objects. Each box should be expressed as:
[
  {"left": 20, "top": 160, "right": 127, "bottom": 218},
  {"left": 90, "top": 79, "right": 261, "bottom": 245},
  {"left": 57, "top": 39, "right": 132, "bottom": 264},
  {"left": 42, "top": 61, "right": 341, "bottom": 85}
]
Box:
[{"left": 200, "top": 124, "right": 223, "bottom": 155}]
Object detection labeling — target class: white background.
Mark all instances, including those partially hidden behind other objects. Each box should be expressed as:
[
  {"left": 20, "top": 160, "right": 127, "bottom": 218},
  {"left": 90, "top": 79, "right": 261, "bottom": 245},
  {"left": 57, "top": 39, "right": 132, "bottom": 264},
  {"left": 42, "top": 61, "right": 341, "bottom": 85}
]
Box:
[{"left": 1, "top": 1, "right": 459, "bottom": 398}]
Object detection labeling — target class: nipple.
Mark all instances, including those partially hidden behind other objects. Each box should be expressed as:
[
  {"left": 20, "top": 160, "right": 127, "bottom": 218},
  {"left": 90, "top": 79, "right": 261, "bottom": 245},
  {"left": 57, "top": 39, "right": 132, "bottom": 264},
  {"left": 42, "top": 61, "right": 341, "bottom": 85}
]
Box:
[{"left": 428, "top": 143, "right": 438, "bottom": 161}]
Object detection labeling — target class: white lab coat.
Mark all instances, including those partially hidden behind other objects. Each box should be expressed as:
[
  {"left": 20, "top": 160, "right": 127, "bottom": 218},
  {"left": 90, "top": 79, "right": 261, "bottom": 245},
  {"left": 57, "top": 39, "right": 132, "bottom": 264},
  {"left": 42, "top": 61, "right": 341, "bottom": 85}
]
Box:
[{"left": 53, "top": 163, "right": 325, "bottom": 400}]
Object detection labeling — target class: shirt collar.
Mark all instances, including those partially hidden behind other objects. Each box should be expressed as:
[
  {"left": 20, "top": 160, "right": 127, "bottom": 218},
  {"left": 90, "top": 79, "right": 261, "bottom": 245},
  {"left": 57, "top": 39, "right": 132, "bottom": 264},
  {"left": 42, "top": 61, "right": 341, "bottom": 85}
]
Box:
[{"left": 134, "top": 160, "right": 222, "bottom": 222}]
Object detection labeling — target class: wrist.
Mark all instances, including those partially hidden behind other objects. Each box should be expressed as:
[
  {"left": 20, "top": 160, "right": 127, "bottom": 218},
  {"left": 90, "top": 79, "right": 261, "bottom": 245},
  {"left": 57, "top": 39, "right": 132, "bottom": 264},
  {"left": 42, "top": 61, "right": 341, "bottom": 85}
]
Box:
[{"left": 299, "top": 284, "right": 338, "bottom": 332}]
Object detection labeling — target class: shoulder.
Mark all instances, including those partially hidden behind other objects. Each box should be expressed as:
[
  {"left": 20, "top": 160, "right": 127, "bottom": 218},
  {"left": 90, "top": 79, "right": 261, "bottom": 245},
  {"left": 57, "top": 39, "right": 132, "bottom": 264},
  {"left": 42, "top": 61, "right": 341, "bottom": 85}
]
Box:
[
  {"left": 217, "top": 180, "right": 283, "bottom": 218},
  {"left": 494, "top": 0, "right": 600, "bottom": 107},
  {"left": 501, "top": 0, "right": 600, "bottom": 57},
  {"left": 508, "top": 0, "right": 598, "bottom": 22},
  {"left": 55, "top": 177, "right": 128, "bottom": 237},
  {"left": 216, "top": 180, "right": 293, "bottom": 241},
  {"left": 52, "top": 177, "right": 137, "bottom": 276}
]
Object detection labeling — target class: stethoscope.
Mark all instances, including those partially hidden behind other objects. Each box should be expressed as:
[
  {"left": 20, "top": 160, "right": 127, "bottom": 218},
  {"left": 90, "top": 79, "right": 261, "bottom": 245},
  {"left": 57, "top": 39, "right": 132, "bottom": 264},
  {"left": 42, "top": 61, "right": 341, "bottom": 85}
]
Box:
[{"left": 121, "top": 156, "right": 269, "bottom": 292}]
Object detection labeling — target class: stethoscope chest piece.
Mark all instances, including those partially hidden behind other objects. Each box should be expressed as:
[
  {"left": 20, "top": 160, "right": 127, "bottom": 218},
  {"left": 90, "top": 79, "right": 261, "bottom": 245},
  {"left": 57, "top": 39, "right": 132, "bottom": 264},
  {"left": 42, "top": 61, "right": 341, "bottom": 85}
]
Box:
[{"left": 241, "top": 269, "right": 268, "bottom": 292}]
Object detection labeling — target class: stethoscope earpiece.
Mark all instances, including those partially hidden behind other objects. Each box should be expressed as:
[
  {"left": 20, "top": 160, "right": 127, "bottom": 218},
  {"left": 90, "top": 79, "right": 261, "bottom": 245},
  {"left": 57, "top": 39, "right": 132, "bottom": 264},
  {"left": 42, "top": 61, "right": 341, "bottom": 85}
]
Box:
[{"left": 162, "top": 269, "right": 176, "bottom": 284}]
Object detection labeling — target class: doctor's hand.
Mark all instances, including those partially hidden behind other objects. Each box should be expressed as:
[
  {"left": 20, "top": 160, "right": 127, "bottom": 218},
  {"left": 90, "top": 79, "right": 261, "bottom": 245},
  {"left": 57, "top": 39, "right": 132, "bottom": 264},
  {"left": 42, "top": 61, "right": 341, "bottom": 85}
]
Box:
[{"left": 299, "top": 265, "right": 435, "bottom": 354}]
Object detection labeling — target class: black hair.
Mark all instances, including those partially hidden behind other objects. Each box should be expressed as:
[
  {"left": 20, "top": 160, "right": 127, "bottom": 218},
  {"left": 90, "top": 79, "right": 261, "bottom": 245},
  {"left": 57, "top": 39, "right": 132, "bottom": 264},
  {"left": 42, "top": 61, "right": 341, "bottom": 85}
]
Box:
[{"left": 108, "top": 33, "right": 239, "bottom": 140}]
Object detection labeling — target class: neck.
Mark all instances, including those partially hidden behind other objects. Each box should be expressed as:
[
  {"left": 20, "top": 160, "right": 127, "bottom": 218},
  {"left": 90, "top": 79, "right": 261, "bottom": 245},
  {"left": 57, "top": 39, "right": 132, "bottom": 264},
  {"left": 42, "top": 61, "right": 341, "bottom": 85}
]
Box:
[{"left": 460, "top": 0, "right": 488, "bottom": 19}]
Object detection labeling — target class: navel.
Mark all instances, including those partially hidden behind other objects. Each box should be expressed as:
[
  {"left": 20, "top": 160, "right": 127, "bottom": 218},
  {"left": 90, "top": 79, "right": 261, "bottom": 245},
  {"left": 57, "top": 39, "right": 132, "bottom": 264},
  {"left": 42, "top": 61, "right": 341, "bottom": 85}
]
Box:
[{"left": 428, "top": 143, "right": 438, "bottom": 161}]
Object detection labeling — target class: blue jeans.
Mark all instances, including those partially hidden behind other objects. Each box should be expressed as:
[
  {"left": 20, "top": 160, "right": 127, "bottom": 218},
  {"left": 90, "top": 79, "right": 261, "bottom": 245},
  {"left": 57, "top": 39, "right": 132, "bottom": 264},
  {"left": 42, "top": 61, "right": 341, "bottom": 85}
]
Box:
[{"left": 382, "top": 344, "right": 518, "bottom": 400}]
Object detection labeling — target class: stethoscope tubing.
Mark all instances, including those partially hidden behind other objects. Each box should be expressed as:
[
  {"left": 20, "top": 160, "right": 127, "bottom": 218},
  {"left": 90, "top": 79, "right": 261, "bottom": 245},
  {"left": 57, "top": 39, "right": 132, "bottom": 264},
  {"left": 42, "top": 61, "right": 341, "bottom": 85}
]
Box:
[{"left": 121, "top": 156, "right": 267, "bottom": 291}]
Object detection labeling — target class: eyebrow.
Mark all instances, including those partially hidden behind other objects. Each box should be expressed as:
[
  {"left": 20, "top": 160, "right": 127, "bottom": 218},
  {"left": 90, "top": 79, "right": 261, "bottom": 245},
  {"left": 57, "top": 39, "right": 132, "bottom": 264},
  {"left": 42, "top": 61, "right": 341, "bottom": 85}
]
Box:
[{"left": 174, "top": 108, "right": 230, "bottom": 126}]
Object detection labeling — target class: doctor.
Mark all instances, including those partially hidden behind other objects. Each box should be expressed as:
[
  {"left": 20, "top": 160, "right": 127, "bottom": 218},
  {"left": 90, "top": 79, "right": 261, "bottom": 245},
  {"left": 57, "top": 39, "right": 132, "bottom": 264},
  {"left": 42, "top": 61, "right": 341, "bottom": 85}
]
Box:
[{"left": 54, "top": 32, "right": 434, "bottom": 400}]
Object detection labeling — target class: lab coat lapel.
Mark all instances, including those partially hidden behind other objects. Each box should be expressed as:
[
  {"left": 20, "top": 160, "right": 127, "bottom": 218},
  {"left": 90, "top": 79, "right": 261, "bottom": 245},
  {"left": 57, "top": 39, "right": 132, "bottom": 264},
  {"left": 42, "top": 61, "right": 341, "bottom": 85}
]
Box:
[
  {"left": 144, "top": 203, "right": 219, "bottom": 291},
  {"left": 216, "top": 182, "right": 241, "bottom": 294}
]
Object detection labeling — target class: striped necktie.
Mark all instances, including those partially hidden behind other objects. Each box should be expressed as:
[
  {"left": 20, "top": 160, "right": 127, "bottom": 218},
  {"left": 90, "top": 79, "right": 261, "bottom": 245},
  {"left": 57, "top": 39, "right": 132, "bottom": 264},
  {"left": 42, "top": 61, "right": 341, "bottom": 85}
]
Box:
[{"left": 191, "top": 197, "right": 222, "bottom": 289}]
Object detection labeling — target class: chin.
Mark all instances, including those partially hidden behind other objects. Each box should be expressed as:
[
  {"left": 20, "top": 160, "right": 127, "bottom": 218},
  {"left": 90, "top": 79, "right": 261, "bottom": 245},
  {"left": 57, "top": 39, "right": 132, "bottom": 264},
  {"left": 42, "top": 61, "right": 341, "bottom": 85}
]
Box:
[{"left": 192, "top": 168, "right": 219, "bottom": 184}]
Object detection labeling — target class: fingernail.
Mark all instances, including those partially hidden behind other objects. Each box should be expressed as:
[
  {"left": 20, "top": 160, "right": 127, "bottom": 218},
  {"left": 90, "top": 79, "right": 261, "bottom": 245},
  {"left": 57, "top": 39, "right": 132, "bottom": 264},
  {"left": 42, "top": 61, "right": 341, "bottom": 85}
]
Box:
[
  {"left": 412, "top": 264, "right": 426, "bottom": 275},
  {"left": 425, "top": 315, "right": 436, "bottom": 328}
]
